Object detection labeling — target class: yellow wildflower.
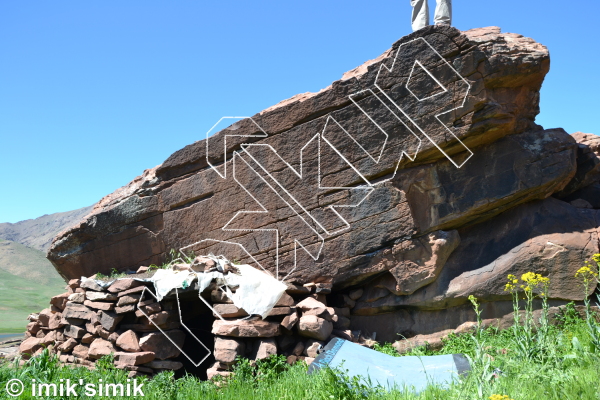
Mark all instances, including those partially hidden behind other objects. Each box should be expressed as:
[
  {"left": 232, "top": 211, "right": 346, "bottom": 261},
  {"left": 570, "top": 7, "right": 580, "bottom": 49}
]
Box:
[
  {"left": 489, "top": 395, "right": 513, "bottom": 400},
  {"left": 505, "top": 274, "right": 518, "bottom": 292},
  {"left": 575, "top": 265, "right": 598, "bottom": 279},
  {"left": 521, "top": 272, "right": 536, "bottom": 282},
  {"left": 468, "top": 294, "right": 479, "bottom": 307},
  {"left": 520, "top": 272, "right": 549, "bottom": 286}
]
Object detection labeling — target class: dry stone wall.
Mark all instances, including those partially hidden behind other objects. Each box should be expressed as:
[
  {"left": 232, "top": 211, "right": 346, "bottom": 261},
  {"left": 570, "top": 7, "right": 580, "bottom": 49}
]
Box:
[{"left": 19, "top": 272, "right": 374, "bottom": 379}]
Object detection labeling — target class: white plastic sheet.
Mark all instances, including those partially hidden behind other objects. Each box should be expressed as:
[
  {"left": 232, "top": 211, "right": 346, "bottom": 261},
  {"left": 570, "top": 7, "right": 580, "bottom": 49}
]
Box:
[
  {"left": 83, "top": 256, "right": 287, "bottom": 319},
  {"left": 224, "top": 264, "right": 287, "bottom": 319}
]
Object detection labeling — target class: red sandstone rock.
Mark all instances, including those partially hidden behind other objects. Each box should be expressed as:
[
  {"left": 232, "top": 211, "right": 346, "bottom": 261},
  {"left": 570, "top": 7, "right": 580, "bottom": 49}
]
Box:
[
  {"left": 117, "top": 286, "right": 146, "bottom": 297},
  {"left": 26, "top": 321, "right": 41, "bottom": 335},
  {"left": 41, "top": 331, "right": 58, "bottom": 346},
  {"left": 19, "top": 337, "right": 42, "bottom": 354},
  {"left": 297, "top": 315, "right": 333, "bottom": 341},
  {"left": 115, "top": 351, "right": 155, "bottom": 366},
  {"left": 68, "top": 279, "right": 81, "bottom": 289},
  {"left": 107, "top": 278, "right": 144, "bottom": 293},
  {"left": 44, "top": 311, "right": 65, "bottom": 330},
  {"left": 43, "top": 25, "right": 595, "bottom": 340},
  {"left": 50, "top": 293, "right": 70, "bottom": 310},
  {"left": 556, "top": 132, "right": 600, "bottom": 197},
  {"left": 68, "top": 293, "right": 85, "bottom": 303},
  {"left": 117, "top": 294, "right": 141, "bottom": 307},
  {"left": 254, "top": 338, "right": 277, "bottom": 360},
  {"left": 296, "top": 297, "right": 326, "bottom": 312},
  {"left": 63, "top": 324, "right": 86, "bottom": 339},
  {"left": 84, "top": 300, "right": 115, "bottom": 311},
  {"left": 190, "top": 256, "right": 216, "bottom": 272},
  {"left": 207, "top": 365, "right": 232, "bottom": 380},
  {"left": 291, "top": 342, "right": 304, "bottom": 356},
  {"left": 37, "top": 308, "right": 55, "bottom": 327},
  {"left": 47, "top": 26, "right": 555, "bottom": 287},
  {"left": 85, "top": 321, "right": 100, "bottom": 334},
  {"left": 139, "top": 330, "right": 185, "bottom": 360},
  {"left": 286, "top": 355, "right": 297, "bottom": 365},
  {"left": 80, "top": 279, "right": 104, "bottom": 292},
  {"left": 85, "top": 292, "right": 117, "bottom": 302},
  {"left": 115, "top": 304, "right": 136, "bottom": 314},
  {"left": 275, "top": 293, "right": 295, "bottom": 307},
  {"left": 143, "top": 302, "right": 161, "bottom": 314},
  {"left": 304, "top": 340, "right": 323, "bottom": 358},
  {"left": 88, "top": 338, "right": 117, "bottom": 359},
  {"left": 136, "top": 266, "right": 149, "bottom": 274},
  {"left": 115, "top": 364, "right": 154, "bottom": 374},
  {"left": 214, "top": 337, "right": 245, "bottom": 364},
  {"left": 267, "top": 307, "right": 292, "bottom": 316},
  {"left": 212, "top": 304, "right": 248, "bottom": 318},
  {"left": 392, "top": 330, "right": 453, "bottom": 354},
  {"left": 57, "top": 338, "right": 78, "bottom": 352},
  {"left": 81, "top": 333, "right": 95, "bottom": 344},
  {"left": 98, "top": 311, "right": 123, "bottom": 332},
  {"left": 212, "top": 320, "right": 280, "bottom": 338},
  {"left": 146, "top": 311, "right": 168, "bottom": 325},
  {"left": 72, "top": 344, "right": 90, "bottom": 359},
  {"left": 281, "top": 311, "right": 299, "bottom": 331},
  {"left": 211, "top": 290, "right": 232, "bottom": 304},
  {"left": 332, "top": 315, "right": 350, "bottom": 330},
  {"left": 62, "top": 303, "right": 95, "bottom": 320}
]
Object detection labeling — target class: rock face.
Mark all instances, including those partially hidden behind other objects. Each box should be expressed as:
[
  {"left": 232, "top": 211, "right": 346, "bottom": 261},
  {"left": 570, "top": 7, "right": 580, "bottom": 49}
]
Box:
[
  {"left": 48, "top": 25, "right": 554, "bottom": 281},
  {"left": 45, "top": 25, "right": 599, "bottom": 343}
]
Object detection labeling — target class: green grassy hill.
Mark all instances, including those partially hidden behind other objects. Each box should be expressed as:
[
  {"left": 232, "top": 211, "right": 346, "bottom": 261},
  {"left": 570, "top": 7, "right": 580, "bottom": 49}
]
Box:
[{"left": 0, "top": 239, "right": 66, "bottom": 333}]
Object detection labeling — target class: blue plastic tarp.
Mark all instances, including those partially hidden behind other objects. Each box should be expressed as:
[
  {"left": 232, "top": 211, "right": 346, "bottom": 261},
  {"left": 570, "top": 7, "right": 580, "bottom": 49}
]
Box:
[{"left": 308, "top": 338, "right": 470, "bottom": 393}]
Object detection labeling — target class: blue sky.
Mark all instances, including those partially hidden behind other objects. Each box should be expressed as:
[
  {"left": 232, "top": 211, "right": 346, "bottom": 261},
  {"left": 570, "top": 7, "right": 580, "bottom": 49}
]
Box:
[{"left": 1, "top": 1, "right": 598, "bottom": 223}]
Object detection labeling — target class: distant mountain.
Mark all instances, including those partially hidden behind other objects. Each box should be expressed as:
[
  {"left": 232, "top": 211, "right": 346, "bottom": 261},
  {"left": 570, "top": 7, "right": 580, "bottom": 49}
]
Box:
[
  {"left": 0, "top": 207, "right": 93, "bottom": 332},
  {"left": 0, "top": 206, "right": 93, "bottom": 252}
]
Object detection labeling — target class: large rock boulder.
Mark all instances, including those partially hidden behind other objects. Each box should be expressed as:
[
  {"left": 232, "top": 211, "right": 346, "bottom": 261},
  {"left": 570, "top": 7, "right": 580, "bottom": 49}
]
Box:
[
  {"left": 556, "top": 132, "right": 600, "bottom": 198},
  {"left": 44, "top": 25, "right": 599, "bottom": 338},
  {"left": 352, "top": 197, "right": 599, "bottom": 313},
  {"left": 48, "top": 26, "right": 555, "bottom": 282}
]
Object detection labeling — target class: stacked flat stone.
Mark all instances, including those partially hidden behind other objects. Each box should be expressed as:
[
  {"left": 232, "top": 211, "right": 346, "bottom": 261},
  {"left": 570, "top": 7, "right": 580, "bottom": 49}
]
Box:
[
  {"left": 207, "top": 282, "right": 360, "bottom": 379},
  {"left": 19, "top": 277, "right": 185, "bottom": 378},
  {"left": 19, "top": 265, "right": 371, "bottom": 380}
]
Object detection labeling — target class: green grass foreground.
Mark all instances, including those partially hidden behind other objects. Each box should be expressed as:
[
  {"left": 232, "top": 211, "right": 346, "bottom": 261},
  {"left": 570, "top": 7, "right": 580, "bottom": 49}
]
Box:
[{"left": 1, "top": 304, "right": 599, "bottom": 400}]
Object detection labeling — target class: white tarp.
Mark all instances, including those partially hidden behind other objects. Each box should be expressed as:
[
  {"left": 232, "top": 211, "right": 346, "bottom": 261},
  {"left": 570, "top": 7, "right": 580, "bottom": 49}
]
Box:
[
  {"left": 83, "top": 256, "right": 287, "bottom": 319},
  {"left": 150, "top": 269, "right": 195, "bottom": 301},
  {"left": 223, "top": 264, "right": 287, "bottom": 319}
]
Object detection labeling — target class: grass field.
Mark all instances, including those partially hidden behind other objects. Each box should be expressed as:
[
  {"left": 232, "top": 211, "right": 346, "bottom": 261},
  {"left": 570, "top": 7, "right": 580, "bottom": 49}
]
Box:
[
  {"left": 1, "top": 302, "right": 599, "bottom": 400},
  {"left": 0, "top": 240, "right": 65, "bottom": 333}
]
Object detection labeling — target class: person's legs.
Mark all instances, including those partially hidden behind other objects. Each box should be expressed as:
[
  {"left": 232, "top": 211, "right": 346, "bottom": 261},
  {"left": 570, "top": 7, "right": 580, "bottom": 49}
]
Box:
[
  {"left": 434, "top": 0, "right": 451, "bottom": 25},
  {"left": 411, "top": 0, "right": 429, "bottom": 32}
]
